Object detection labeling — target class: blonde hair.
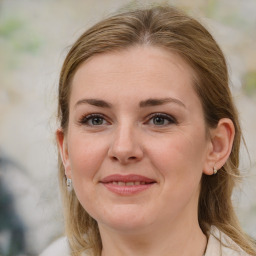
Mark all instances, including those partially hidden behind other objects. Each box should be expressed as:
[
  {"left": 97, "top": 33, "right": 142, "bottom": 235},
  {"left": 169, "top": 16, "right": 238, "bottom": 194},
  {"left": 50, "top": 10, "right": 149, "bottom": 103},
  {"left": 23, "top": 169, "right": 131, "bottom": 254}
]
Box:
[{"left": 57, "top": 5, "right": 256, "bottom": 256}]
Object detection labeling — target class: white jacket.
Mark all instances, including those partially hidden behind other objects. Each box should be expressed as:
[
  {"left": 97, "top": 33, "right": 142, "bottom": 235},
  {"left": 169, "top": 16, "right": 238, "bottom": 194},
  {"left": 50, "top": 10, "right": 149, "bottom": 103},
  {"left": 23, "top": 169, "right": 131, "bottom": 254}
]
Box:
[{"left": 40, "top": 226, "right": 251, "bottom": 256}]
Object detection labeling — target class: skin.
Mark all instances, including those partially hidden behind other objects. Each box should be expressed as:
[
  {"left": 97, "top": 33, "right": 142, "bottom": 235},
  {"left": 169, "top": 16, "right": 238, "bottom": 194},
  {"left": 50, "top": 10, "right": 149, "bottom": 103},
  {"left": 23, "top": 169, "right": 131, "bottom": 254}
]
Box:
[{"left": 57, "top": 46, "right": 235, "bottom": 256}]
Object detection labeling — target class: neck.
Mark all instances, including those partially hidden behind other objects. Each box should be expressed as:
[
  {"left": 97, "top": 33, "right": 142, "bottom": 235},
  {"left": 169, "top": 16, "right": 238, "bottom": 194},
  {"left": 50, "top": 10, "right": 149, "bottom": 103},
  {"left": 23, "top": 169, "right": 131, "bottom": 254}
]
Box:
[{"left": 99, "top": 216, "right": 207, "bottom": 256}]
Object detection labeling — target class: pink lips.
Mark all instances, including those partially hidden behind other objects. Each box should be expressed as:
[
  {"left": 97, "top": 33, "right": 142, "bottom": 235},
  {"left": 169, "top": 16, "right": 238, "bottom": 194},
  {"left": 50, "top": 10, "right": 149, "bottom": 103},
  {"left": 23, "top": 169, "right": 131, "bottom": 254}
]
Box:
[{"left": 100, "top": 174, "right": 156, "bottom": 195}]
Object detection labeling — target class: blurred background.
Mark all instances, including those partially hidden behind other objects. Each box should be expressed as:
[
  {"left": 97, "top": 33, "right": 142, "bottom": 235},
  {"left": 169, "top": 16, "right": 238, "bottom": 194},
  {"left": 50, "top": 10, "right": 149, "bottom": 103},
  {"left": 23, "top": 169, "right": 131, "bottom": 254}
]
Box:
[{"left": 0, "top": 0, "right": 255, "bottom": 255}]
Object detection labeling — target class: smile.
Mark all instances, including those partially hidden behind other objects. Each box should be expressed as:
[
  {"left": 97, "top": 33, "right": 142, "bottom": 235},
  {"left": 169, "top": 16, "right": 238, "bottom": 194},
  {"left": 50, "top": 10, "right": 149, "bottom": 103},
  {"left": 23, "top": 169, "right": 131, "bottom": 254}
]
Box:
[
  {"left": 110, "top": 181, "right": 148, "bottom": 186},
  {"left": 100, "top": 174, "right": 156, "bottom": 195}
]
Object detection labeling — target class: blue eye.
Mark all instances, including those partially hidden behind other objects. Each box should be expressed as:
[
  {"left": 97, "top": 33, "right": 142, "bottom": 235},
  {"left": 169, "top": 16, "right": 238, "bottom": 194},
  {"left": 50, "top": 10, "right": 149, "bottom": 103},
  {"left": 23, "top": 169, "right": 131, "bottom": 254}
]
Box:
[
  {"left": 90, "top": 116, "right": 105, "bottom": 125},
  {"left": 148, "top": 113, "right": 176, "bottom": 126},
  {"left": 79, "top": 114, "right": 108, "bottom": 126}
]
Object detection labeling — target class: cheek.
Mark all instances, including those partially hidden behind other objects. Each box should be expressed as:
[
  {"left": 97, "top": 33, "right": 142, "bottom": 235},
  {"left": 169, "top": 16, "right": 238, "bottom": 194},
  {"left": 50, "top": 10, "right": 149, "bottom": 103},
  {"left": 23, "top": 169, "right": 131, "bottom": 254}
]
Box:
[
  {"left": 149, "top": 132, "right": 207, "bottom": 182},
  {"left": 68, "top": 133, "right": 107, "bottom": 180},
  {"left": 67, "top": 134, "right": 108, "bottom": 214},
  {"left": 148, "top": 134, "right": 207, "bottom": 212}
]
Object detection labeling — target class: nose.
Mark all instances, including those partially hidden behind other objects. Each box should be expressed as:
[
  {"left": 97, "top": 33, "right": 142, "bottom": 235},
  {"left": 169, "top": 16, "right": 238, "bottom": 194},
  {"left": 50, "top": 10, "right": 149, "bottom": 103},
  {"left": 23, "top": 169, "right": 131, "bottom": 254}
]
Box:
[{"left": 108, "top": 124, "right": 144, "bottom": 165}]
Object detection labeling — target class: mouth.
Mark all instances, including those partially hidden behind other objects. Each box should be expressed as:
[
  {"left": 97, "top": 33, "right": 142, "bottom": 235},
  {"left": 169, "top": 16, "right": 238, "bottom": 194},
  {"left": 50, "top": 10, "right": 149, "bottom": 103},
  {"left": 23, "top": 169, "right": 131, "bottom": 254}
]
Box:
[
  {"left": 100, "top": 174, "right": 156, "bottom": 195},
  {"left": 107, "top": 181, "right": 152, "bottom": 186}
]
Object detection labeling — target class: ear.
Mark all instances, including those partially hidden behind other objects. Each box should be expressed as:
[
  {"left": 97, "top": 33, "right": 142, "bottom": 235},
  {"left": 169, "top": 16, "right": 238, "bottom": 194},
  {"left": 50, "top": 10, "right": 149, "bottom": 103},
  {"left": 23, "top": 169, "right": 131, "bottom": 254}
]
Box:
[
  {"left": 203, "top": 118, "right": 235, "bottom": 175},
  {"left": 56, "top": 129, "right": 72, "bottom": 178}
]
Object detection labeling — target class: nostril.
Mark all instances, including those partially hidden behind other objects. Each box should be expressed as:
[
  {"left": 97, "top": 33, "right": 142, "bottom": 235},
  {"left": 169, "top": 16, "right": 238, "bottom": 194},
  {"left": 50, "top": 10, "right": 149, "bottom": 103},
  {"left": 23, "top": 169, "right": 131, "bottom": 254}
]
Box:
[
  {"left": 111, "top": 156, "right": 119, "bottom": 161},
  {"left": 110, "top": 155, "right": 138, "bottom": 164},
  {"left": 111, "top": 156, "right": 137, "bottom": 161}
]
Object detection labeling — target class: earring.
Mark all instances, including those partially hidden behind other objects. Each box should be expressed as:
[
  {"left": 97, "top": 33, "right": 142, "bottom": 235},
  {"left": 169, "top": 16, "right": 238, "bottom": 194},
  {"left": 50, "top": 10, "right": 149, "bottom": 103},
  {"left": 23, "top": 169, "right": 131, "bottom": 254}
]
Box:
[
  {"left": 213, "top": 167, "right": 218, "bottom": 175},
  {"left": 67, "top": 178, "right": 72, "bottom": 191}
]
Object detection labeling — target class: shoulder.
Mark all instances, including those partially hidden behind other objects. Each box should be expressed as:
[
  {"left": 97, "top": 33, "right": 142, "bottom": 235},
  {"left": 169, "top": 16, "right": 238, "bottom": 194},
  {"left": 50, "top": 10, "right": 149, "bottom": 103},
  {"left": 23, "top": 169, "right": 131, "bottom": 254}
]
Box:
[
  {"left": 205, "top": 226, "right": 250, "bottom": 256},
  {"left": 39, "top": 237, "right": 71, "bottom": 256}
]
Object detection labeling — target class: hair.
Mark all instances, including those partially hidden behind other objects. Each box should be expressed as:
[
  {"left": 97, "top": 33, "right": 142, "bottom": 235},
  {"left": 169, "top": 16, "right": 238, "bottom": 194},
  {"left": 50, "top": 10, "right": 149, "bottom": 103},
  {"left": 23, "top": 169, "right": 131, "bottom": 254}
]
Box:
[{"left": 57, "top": 5, "right": 256, "bottom": 256}]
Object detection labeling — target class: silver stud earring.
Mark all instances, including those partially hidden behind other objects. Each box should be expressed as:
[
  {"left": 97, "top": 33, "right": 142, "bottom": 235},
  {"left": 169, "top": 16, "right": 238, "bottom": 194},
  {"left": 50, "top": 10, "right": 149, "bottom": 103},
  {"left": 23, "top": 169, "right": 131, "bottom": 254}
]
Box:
[
  {"left": 67, "top": 178, "right": 72, "bottom": 192},
  {"left": 213, "top": 167, "right": 218, "bottom": 175}
]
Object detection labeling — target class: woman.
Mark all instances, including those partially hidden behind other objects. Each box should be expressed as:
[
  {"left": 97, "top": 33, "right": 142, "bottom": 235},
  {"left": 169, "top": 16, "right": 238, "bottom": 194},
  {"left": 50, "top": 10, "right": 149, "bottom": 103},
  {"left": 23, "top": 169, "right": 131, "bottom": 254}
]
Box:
[{"left": 42, "top": 5, "right": 256, "bottom": 256}]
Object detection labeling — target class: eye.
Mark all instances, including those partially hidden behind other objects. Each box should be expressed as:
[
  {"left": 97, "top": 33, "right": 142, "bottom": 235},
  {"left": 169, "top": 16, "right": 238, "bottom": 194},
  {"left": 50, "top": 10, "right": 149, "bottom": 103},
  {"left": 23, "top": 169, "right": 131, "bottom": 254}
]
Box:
[
  {"left": 79, "top": 114, "right": 109, "bottom": 126},
  {"left": 147, "top": 113, "right": 177, "bottom": 126}
]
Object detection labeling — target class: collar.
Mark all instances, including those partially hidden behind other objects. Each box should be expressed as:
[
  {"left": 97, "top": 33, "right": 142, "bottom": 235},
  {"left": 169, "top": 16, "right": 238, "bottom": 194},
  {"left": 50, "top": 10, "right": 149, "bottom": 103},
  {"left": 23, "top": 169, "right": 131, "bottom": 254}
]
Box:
[{"left": 204, "top": 226, "right": 249, "bottom": 256}]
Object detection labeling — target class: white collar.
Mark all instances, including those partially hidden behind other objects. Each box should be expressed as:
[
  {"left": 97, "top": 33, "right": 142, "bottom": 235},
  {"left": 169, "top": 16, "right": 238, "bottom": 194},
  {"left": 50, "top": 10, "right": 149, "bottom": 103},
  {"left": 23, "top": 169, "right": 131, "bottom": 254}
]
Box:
[{"left": 205, "top": 226, "right": 249, "bottom": 256}]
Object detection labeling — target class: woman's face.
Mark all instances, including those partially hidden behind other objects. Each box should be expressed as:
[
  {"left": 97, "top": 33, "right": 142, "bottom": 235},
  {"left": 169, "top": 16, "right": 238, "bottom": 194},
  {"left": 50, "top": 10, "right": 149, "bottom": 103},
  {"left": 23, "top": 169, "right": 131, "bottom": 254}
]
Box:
[{"left": 58, "top": 46, "right": 213, "bottom": 233}]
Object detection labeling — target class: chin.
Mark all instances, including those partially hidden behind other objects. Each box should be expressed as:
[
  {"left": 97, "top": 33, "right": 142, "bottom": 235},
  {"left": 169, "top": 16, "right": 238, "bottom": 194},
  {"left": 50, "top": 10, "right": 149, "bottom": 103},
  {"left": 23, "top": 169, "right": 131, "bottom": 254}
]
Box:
[{"left": 95, "top": 205, "right": 154, "bottom": 233}]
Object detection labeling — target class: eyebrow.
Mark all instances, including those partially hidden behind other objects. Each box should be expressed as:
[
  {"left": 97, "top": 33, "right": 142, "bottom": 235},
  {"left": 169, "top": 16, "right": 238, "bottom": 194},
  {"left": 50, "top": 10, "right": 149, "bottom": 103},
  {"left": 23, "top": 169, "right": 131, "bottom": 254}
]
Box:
[
  {"left": 139, "top": 97, "right": 186, "bottom": 108},
  {"left": 75, "top": 98, "right": 112, "bottom": 108},
  {"left": 74, "top": 97, "right": 186, "bottom": 109}
]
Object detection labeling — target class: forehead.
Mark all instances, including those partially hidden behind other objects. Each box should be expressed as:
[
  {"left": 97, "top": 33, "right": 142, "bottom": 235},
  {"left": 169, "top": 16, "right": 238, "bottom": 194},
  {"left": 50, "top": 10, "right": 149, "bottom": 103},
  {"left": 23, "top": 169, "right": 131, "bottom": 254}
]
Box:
[
  {"left": 70, "top": 46, "right": 199, "bottom": 107},
  {"left": 73, "top": 46, "right": 195, "bottom": 80}
]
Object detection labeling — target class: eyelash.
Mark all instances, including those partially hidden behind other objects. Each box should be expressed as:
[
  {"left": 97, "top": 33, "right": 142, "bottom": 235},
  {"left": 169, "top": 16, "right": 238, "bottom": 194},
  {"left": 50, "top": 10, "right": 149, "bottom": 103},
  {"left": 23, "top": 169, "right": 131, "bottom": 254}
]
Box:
[
  {"left": 78, "top": 113, "right": 109, "bottom": 126},
  {"left": 78, "top": 113, "right": 177, "bottom": 127},
  {"left": 145, "top": 113, "right": 177, "bottom": 126}
]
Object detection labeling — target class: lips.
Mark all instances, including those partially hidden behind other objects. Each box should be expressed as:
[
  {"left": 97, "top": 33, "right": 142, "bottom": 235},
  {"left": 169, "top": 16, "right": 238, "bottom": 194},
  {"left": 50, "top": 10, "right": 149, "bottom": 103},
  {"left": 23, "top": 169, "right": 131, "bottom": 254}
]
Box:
[
  {"left": 100, "top": 174, "right": 156, "bottom": 195},
  {"left": 100, "top": 174, "right": 156, "bottom": 184}
]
